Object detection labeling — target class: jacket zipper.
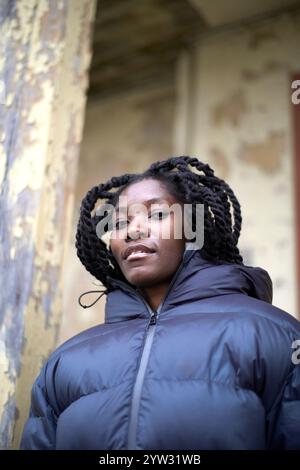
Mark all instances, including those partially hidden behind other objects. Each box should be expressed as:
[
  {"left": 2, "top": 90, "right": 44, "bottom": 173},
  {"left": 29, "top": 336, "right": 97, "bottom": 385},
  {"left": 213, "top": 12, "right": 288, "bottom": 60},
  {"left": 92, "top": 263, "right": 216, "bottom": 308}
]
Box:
[
  {"left": 126, "top": 259, "right": 187, "bottom": 450},
  {"left": 127, "top": 302, "right": 161, "bottom": 450}
]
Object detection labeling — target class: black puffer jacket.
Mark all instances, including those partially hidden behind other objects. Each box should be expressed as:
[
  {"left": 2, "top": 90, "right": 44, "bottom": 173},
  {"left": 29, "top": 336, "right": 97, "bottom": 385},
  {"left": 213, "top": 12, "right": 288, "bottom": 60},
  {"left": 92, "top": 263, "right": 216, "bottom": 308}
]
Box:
[{"left": 20, "top": 249, "right": 300, "bottom": 449}]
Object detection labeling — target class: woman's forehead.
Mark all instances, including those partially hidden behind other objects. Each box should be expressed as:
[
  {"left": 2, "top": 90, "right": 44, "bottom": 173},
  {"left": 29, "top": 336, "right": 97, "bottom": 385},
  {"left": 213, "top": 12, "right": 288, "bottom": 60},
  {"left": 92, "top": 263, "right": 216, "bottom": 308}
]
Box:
[{"left": 115, "top": 180, "right": 176, "bottom": 211}]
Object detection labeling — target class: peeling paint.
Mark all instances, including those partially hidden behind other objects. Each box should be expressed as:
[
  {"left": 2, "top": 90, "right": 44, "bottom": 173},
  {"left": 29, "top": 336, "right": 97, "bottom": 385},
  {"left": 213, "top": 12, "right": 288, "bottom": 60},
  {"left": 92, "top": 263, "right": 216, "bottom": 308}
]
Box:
[
  {"left": 248, "top": 28, "right": 279, "bottom": 49},
  {"left": 10, "top": 247, "right": 16, "bottom": 260},
  {"left": 0, "top": 144, "right": 7, "bottom": 188},
  {"left": 0, "top": 0, "right": 97, "bottom": 450},
  {"left": 0, "top": 318, "right": 18, "bottom": 449},
  {"left": 239, "top": 131, "right": 285, "bottom": 174},
  {"left": 209, "top": 147, "right": 230, "bottom": 179},
  {"left": 8, "top": 81, "right": 54, "bottom": 200},
  {"left": 241, "top": 61, "right": 284, "bottom": 82},
  {"left": 181, "top": 10, "right": 300, "bottom": 315},
  {"left": 212, "top": 90, "right": 248, "bottom": 127}
]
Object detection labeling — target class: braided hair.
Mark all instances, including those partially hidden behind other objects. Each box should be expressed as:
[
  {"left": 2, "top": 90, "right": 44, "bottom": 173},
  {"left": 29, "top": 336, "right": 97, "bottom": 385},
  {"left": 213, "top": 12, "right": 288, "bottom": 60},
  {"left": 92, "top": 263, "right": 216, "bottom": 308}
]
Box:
[{"left": 75, "top": 156, "right": 243, "bottom": 298}]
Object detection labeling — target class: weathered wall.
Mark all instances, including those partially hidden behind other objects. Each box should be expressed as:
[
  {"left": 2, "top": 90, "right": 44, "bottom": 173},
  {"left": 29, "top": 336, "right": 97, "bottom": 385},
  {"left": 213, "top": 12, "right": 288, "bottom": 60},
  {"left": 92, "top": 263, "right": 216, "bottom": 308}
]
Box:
[
  {"left": 174, "top": 10, "right": 300, "bottom": 317},
  {"left": 59, "top": 8, "right": 300, "bottom": 352},
  {"left": 0, "top": 0, "right": 96, "bottom": 449},
  {"left": 59, "top": 84, "right": 176, "bottom": 344}
]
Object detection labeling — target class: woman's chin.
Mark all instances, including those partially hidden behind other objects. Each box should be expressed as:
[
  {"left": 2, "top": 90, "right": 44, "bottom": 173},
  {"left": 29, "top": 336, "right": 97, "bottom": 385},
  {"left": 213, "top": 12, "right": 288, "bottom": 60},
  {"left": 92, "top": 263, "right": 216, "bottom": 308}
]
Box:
[{"left": 125, "top": 272, "right": 161, "bottom": 289}]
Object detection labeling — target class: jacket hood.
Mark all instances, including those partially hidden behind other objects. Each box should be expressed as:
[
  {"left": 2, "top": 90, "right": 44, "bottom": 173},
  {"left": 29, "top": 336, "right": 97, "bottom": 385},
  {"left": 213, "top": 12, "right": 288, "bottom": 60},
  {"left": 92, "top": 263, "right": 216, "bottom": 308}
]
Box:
[{"left": 104, "top": 249, "right": 273, "bottom": 324}]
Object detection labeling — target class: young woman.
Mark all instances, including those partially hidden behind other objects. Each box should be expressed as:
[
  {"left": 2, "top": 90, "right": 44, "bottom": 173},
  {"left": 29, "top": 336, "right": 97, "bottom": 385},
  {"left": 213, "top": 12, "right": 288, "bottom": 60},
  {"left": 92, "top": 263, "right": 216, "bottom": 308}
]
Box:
[{"left": 20, "top": 156, "right": 300, "bottom": 450}]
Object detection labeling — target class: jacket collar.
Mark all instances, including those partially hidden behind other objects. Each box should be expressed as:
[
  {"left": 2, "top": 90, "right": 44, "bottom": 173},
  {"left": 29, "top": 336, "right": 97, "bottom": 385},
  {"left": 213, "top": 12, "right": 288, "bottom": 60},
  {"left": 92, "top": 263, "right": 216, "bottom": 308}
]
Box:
[{"left": 104, "top": 249, "right": 273, "bottom": 324}]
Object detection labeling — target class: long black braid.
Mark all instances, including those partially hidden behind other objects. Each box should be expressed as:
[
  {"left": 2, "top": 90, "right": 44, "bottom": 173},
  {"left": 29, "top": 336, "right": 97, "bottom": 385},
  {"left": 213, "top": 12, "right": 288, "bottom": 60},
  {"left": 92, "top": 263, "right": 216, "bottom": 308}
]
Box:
[{"left": 75, "top": 156, "right": 243, "bottom": 305}]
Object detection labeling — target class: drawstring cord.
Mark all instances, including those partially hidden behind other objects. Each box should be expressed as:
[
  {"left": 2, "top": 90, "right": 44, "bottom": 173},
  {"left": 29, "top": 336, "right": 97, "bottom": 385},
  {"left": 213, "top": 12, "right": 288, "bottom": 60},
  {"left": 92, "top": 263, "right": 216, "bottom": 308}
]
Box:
[{"left": 78, "top": 287, "right": 107, "bottom": 309}]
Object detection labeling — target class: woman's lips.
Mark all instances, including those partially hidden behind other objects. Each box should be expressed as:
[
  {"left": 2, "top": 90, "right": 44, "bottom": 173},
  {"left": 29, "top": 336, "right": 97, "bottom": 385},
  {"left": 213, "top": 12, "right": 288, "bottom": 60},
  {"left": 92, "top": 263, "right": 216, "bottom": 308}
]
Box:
[
  {"left": 125, "top": 252, "right": 156, "bottom": 262},
  {"left": 123, "top": 243, "right": 156, "bottom": 260}
]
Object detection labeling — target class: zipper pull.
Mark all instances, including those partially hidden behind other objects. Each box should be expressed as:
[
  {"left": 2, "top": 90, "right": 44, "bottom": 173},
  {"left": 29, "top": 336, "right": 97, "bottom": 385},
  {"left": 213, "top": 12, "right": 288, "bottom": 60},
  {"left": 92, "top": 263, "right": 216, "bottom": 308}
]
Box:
[{"left": 149, "top": 311, "right": 157, "bottom": 325}]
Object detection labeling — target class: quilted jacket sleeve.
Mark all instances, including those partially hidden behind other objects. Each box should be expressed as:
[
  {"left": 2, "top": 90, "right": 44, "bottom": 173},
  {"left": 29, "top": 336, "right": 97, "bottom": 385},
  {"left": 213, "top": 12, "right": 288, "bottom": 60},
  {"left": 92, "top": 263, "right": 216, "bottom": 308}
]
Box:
[
  {"left": 20, "top": 365, "right": 57, "bottom": 450},
  {"left": 268, "top": 362, "right": 300, "bottom": 449}
]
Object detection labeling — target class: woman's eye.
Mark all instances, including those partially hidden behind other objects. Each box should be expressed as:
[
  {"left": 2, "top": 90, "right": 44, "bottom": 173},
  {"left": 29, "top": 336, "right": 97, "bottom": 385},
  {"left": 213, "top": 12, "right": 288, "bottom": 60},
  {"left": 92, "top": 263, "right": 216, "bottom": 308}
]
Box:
[
  {"left": 115, "top": 220, "right": 128, "bottom": 230},
  {"left": 150, "top": 211, "right": 168, "bottom": 220}
]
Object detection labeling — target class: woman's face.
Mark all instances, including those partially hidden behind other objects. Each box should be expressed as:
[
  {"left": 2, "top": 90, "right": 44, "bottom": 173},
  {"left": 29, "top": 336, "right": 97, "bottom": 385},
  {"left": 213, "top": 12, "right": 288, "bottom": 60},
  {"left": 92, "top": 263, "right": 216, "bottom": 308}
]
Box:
[{"left": 110, "top": 178, "right": 186, "bottom": 288}]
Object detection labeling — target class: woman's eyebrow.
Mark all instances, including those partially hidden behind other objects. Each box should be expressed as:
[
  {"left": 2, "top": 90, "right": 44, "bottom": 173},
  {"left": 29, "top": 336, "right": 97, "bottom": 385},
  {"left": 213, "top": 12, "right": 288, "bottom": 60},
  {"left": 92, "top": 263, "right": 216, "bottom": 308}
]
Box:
[
  {"left": 143, "top": 197, "right": 167, "bottom": 206},
  {"left": 115, "top": 197, "right": 167, "bottom": 213}
]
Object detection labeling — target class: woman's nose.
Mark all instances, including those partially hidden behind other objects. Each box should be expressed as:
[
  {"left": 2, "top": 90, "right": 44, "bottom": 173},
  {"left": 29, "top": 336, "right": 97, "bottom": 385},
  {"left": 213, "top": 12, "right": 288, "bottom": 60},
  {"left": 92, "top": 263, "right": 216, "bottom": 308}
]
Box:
[{"left": 127, "top": 217, "right": 148, "bottom": 240}]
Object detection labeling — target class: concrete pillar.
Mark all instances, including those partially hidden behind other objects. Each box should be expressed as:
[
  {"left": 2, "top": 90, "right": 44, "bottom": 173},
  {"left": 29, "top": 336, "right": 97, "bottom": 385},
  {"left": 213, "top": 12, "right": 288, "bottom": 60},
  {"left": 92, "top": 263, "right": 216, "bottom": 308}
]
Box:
[{"left": 0, "top": 0, "right": 97, "bottom": 448}]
